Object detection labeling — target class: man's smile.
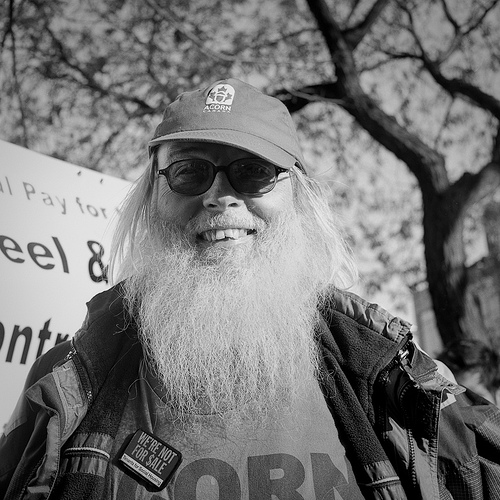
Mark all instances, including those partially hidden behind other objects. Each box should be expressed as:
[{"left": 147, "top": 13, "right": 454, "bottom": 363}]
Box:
[{"left": 198, "top": 228, "right": 257, "bottom": 242}]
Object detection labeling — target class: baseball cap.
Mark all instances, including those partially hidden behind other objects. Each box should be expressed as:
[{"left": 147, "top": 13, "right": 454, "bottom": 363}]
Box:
[{"left": 149, "top": 78, "right": 306, "bottom": 172}]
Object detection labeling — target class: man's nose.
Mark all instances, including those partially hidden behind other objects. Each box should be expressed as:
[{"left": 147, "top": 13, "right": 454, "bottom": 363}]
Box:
[{"left": 202, "top": 172, "right": 244, "bottom": 211}]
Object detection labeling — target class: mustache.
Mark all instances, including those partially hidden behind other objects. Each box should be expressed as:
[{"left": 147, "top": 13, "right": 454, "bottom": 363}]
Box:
[{"left": 185, "top": 212, "right": 268, "bottom": 235}]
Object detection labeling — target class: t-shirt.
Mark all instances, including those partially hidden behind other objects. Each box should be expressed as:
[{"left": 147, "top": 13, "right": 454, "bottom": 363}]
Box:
[{"left": 108, "top": 360, "right": 364, "bottom": 499}]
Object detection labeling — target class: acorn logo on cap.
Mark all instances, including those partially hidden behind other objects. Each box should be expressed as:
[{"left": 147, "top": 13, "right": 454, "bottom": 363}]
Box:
[{"left": 204, "top": 84, "right": 235, "bottom": 113}]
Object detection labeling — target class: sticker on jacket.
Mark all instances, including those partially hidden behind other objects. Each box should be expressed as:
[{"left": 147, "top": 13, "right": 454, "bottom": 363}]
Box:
[{"left": 119, "top": 429, "right": 182, "bottom": 489}]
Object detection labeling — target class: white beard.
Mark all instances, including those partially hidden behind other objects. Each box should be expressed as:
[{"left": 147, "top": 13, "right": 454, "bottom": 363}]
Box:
[{"left": 123, "top": 210, "right": 324, "bottom": 424}]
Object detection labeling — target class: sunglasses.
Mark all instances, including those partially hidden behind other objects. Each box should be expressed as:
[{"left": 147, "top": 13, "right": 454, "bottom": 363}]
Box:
[{"left": 158, "top": 158, "right": 289, "bottom": 196}]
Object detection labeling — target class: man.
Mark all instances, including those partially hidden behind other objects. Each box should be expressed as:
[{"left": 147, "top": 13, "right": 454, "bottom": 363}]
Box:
[{"left": 1, "top": 78, "right": 500, "bottom": 499}]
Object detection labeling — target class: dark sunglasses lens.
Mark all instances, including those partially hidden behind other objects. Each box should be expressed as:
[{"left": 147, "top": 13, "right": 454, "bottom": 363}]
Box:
[
  {"left": 167, "top": 160, "right": 214, "bottom": 195},
  {"left": 230, "top": 160, "right": 277, "bottom": 194}
]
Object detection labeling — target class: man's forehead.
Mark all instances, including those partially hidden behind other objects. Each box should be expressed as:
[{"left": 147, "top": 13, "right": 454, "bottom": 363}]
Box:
[{"left": 157, "top": 141, "right": 259, "bottom": 162}]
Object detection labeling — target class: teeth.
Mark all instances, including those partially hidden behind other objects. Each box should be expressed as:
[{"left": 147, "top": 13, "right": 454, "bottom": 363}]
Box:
[{"left": 200, "top": 229, "right": 251, "bottom": 241}]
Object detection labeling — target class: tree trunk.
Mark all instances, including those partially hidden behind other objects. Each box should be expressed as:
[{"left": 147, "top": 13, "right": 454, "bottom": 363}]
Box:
[{"left": 422, "top": 195, "right": 468, "bottom": 345}]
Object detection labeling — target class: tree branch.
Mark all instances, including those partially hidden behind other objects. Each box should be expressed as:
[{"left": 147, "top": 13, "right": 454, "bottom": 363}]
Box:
[
  {"left": 275, "top": 82, "right": 345, "bottom": 112},
  {"left": 435, "top": 0, "right": 500, "bottom": 64},
  {"left": 302, "top": 0, "right": 450, "bottom": 196},
  {"left": 462, "top": 0, "right": 500, "bottom": 37},
  {"left": 492, "top": 123, "right": 500, "bottom": 165},
  {"left": 7, "top": 0, "right": 29, "bottom": 147},
  {"left": 40, "top": 24, "right": 157, "bottom": 114},
  {"left": 144, "top": 0, "right": 239, "bottom": 63},
  {"left": 378, "top": 16, "right": 500, "bottom": 119},
  {"left": 1, "top": 0, "right": 14, "bottom": 50},
  {"left": 343, "top": 0, "right": 390, "bottom": 49},
  {"left": 277, "top": 78, "right": 449, "bottom": 196},
  {"left": 395, "top": 1, "right": 500, "bottom": 118},
  {"left": 450, "top": 161, "right": 500, "bottom": 216},
  {"left": 398, "top": 2, "right": 426, "bottom": 56},
  {"left": 439, "top": 0, "right": 460, "bottom": 32},
  {"left": 422, "top": 56, "right": 500, "bottom": 119},
  {"left": 432, "top": 97, "right": 454, "bottom": 149},
  {"left": 305, "top": 0, "right": 356, "bottom": 82}
]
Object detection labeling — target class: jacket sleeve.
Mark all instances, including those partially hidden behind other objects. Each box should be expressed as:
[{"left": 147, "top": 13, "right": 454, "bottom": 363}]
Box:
[
  {"left": 0, "top": 341, "right": 72, "bottom": 498},
  {"left": 382, "top": 341, "right": 500, "bottom": 498},
  {"left": 437, "top": 386, "right": 500, "bottom": 498},
  {"left": 412, "top": 344, "right": 500, "bottom": 498}
]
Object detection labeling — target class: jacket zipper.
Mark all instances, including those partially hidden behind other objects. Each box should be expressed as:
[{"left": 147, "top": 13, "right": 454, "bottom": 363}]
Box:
[
  {"left": 397, "top": 346, "right": 419, "bottom": 491},
  {"left": 378, "top": 342, "right": 419, "bottom": 493},
  {"left": 377, "top": 337, "right": 412, "bottom": 393},
  {"left": 62, "top": 342, "right": 93, "bottom": 404}
]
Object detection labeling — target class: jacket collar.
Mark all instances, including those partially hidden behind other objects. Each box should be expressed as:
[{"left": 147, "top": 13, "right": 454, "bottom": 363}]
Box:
[{"left": 324, "top": 288, "right": 412, "bottom": 342}]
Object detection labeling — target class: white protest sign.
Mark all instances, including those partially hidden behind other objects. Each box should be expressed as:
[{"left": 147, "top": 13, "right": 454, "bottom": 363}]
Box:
[{"left": 0, "top": 140, "right": 132, "bottom": 429}]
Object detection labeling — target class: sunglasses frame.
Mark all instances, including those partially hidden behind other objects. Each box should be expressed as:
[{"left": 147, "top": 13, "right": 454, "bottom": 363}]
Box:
[{"left": 157, "top": 157, "right": 289, "bottom": 196}]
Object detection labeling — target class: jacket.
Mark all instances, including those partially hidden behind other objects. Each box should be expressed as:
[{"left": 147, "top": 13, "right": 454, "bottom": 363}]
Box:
[{"left": 1, "top": 282, "right": 500, "bottom": 499}]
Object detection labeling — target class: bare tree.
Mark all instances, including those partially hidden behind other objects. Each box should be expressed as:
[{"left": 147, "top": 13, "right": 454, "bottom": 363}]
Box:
[{"left": 276, "top": 0, "right": 500, "bottom": 344}]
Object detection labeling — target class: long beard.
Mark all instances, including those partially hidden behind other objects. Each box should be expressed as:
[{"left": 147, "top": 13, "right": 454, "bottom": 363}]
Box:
[{"left": 123, "top": 211, "right": 324, "bottom": 423}]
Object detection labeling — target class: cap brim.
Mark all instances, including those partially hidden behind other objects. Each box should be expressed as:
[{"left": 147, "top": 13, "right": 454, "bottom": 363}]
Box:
[{"left": 148, "top": 130, "right": 297, "bottom": 169}]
